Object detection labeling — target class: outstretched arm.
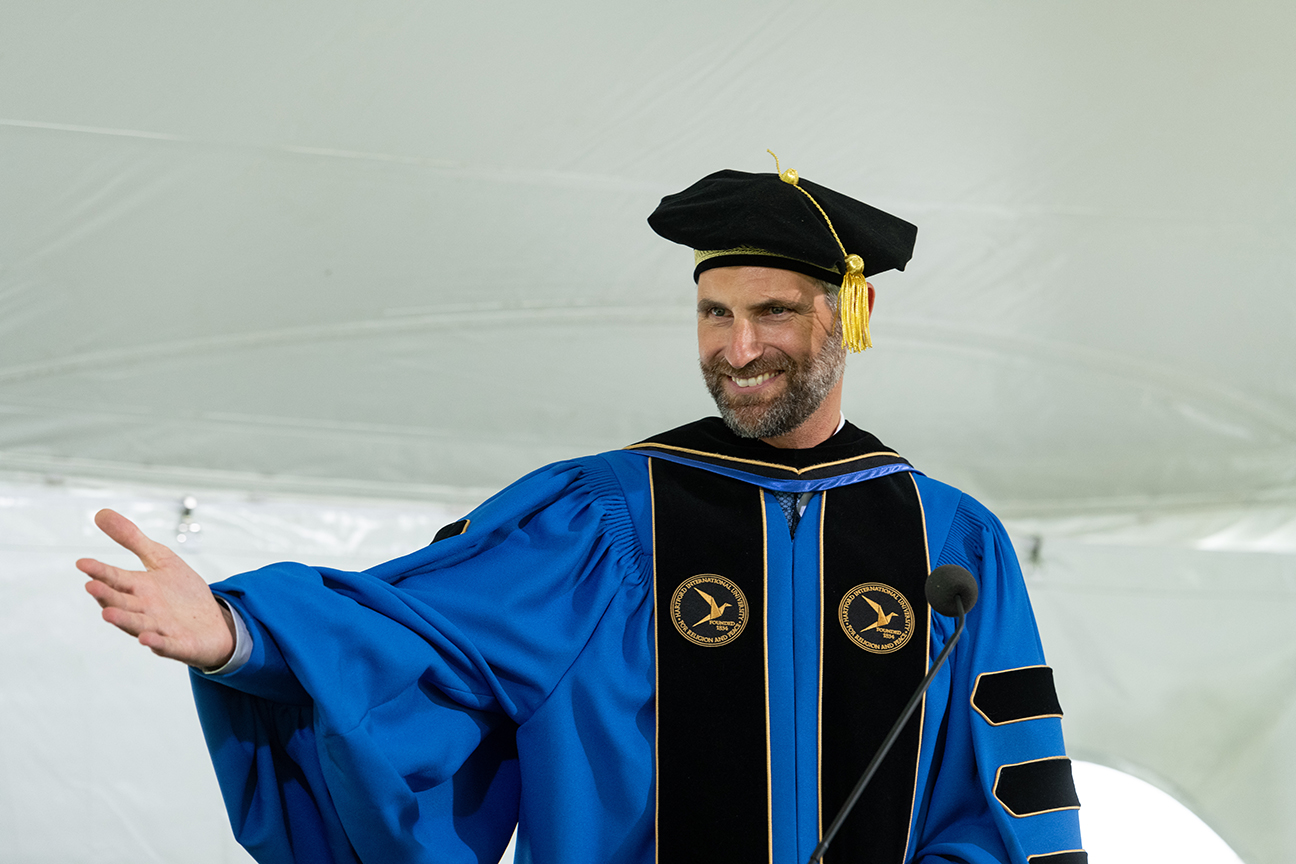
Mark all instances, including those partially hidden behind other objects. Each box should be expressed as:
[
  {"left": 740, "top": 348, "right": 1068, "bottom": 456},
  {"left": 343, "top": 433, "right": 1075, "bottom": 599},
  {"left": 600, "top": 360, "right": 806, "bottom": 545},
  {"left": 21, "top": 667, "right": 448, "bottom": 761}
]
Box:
[{"left": 78, "top": 508, "right": 235, "bottom": 669}]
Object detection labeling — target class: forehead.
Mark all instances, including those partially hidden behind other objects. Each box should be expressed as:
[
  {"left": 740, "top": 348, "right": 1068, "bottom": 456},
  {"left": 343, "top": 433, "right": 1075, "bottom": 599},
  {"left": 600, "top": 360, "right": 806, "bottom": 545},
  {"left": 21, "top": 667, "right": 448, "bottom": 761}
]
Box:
[{"left": 696, "top": 266, "right": 825, "bottom": 306}]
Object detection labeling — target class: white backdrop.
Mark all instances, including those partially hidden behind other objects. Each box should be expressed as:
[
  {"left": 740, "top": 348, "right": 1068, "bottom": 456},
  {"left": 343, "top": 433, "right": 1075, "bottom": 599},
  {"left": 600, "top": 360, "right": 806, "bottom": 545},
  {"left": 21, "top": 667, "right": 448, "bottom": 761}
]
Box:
[{"left": 2, "top": 2, "right": 1293, "bottom": 862}]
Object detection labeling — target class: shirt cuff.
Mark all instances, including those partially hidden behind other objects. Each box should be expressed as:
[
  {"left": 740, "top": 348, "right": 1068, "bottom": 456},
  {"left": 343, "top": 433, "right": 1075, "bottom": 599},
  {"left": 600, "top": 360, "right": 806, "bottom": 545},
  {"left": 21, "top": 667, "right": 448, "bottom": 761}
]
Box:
[{"left": 199, "top": 597, "right": 253, "bottom": 675}]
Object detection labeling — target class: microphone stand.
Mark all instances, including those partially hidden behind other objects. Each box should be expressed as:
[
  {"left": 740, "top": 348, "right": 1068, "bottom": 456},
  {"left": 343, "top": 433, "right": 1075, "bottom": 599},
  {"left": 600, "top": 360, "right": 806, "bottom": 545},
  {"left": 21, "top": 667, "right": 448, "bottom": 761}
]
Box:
[{"left": 807, "top": 596, "right": 967, "bottom": 864}]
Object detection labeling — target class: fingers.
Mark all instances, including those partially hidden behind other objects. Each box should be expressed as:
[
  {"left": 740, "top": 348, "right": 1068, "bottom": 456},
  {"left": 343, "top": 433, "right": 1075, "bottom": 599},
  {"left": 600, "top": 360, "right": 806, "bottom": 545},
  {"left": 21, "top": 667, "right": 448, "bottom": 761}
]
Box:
[
  {"left": 96, "top": 594, "right": 171, "bottom": 653},
  {"left": 90, "top": 588, "right": 188, "bottom": 661},
  {"left": 84, "top": 578, "right": 144, "bottom": 613},
  {"left": 138, "top": 631, "right": 170, "bottom": 655},
  {"left": 115, "top": 610, "right": 233, "bottom": 667},
  {"left": 77, "top": 557, "right": 133, "bottom": 590},
  {"left": 101, "top": 605, "right": 175, "bottom": 644},
  {"left": 76, "top": 556, "right": 106, "bottom": 578},
  {"left": 136, "top": 631, "right": 197, "bottom": 664},
  {"left": 93, "top": 509, "right": 172, "bottom": 570},
  {"left": 78, "top": 558, "right": 151, "bottom": 601},
  {"left": 101, "top": 604, "right": 153, "bottom": 638}
]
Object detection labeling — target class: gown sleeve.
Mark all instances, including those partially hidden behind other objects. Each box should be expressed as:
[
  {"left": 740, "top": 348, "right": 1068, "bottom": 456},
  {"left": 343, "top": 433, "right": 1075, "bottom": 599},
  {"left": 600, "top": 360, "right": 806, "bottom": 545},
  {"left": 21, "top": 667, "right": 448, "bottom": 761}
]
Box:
[
  {"left": 911, "top": 477, "right": 1085, "bottom": 864},
  {"left": 190, "top": 455, "right": 646, "bottom": 864}
]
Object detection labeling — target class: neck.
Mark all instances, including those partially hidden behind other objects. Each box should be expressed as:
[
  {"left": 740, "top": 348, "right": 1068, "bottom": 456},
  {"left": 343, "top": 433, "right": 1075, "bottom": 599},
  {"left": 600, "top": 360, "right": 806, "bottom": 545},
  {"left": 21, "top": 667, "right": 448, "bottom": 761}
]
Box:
[{"left": 761, "top": 384, "right": 844, "bottom": 450}]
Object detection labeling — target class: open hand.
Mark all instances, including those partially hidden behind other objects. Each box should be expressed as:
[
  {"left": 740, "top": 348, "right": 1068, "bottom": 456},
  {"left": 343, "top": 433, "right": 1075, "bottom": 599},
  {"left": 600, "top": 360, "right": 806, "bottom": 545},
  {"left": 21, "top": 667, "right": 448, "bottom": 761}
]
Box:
[{"left": 78, "top": 509, "right": 235, "bottom": 669}]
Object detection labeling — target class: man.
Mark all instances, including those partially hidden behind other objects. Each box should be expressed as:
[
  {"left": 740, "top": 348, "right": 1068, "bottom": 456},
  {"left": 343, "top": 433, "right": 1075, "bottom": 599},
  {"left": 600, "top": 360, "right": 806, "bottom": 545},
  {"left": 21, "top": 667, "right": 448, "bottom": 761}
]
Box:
[{"left": 80, "top": 161, "right": 1084, "bottom": 864}]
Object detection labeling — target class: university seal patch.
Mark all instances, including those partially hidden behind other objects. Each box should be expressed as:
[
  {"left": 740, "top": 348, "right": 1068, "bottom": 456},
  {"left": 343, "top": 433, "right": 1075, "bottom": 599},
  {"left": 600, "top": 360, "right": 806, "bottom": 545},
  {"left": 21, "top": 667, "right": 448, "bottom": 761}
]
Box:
[
  {"left": 839, "top": 582, "right": 915, "bottom": 654},
  {"left": 671, "top": 574, "right": 748, "bottom": 647}
]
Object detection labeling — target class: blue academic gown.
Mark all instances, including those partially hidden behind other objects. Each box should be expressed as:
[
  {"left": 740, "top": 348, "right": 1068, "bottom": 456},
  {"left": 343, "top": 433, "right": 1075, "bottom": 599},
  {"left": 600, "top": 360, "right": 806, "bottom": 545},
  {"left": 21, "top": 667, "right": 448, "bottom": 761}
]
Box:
[{"left": 192, "top": 443, "right": 1083, "bottom": 864}]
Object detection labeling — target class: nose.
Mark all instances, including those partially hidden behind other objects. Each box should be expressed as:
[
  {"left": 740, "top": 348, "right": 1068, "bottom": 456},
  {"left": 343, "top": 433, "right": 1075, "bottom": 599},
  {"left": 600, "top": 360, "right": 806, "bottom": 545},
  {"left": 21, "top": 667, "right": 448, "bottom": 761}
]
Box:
[{"left": 724, "top": 317, "right": 763, "bottom": 369}]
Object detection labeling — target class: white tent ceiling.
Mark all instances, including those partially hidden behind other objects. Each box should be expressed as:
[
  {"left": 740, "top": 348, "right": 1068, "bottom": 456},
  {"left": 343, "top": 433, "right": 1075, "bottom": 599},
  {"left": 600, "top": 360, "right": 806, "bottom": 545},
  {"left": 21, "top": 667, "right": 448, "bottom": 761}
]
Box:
[{"left": 2, "top": 2, "right": 1293, "bottom": 862}]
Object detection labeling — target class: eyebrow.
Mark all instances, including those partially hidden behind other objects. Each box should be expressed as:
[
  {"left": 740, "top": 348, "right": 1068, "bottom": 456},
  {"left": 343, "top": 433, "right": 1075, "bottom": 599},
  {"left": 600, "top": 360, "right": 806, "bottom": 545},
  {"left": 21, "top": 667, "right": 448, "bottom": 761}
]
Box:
[
  {"left": 696, "top": 296, "right": 812, "bottom": 314},
  {"left": 750, "top": 298, "right": 810, "bottom": 313}
]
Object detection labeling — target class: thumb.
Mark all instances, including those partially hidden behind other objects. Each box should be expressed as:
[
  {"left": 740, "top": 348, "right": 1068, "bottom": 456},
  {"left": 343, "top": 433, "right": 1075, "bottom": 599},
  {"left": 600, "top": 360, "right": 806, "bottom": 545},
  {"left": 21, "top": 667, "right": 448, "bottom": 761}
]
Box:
[{"left": 93, "top": 509, "right": 173, "bottom": 570}]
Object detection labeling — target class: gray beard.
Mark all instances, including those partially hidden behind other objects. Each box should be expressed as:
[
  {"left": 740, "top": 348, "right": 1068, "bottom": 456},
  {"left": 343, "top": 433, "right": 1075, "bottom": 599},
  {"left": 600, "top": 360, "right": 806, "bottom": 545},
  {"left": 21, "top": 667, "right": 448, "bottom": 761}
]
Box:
[{"left": 701, "top": 336, "right": 846, "bottom": 440}]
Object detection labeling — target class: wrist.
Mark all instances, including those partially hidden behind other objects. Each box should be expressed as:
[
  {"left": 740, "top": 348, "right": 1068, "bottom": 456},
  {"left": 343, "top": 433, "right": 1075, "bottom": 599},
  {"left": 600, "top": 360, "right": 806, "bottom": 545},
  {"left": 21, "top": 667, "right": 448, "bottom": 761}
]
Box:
[
  {"left": 216, "top": 602, "right": 236, "bottom": 665},
  {"left": 197, "top": 602, "right": 237, "bottom": 672}
]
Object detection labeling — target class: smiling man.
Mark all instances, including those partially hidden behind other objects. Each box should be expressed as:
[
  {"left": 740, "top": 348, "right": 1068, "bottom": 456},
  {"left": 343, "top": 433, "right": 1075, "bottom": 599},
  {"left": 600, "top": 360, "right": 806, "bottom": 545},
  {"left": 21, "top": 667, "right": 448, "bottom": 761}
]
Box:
[
  {"left": 80, "top": 161, "right": 1083, "bottom": 864},
  {"left": 696, "top": 265, "right": 852, "bottom": 447}
]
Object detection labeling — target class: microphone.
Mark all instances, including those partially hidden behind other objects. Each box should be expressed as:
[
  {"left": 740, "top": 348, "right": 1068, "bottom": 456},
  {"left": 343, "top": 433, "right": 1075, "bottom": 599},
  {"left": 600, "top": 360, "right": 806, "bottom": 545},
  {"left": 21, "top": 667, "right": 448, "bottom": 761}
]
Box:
[
  {"left": 925, "top": 563, "right": 978, "bottom": 618},
  {"left": 807, "top": 565, "right": 979, "bottom": 864}
]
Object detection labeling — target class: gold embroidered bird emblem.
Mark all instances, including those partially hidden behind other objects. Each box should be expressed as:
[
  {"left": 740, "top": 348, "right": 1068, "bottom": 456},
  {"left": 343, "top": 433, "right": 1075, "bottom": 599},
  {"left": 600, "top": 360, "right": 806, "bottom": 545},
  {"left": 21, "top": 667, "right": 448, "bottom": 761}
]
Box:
[
  {"left": 693, "top": 587, "right": 732, "bottom": 627},
  {"left": 861, "top": 595, "right": 899, "bottom": 632}
]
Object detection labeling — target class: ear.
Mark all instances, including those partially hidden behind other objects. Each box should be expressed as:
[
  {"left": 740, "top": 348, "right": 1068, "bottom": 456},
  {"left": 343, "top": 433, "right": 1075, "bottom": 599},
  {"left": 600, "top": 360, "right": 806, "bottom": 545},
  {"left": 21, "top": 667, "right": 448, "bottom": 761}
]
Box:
[{"left": 866, "top": 281, "right": 876, "bottom": 316}]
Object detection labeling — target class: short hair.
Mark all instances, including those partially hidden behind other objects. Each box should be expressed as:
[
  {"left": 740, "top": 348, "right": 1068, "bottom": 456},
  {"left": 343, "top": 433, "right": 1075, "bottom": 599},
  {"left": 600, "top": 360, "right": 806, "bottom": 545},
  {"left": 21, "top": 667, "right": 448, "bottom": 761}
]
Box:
[{"left": 816, "top": 278, "right": 840, "bottom": 312}]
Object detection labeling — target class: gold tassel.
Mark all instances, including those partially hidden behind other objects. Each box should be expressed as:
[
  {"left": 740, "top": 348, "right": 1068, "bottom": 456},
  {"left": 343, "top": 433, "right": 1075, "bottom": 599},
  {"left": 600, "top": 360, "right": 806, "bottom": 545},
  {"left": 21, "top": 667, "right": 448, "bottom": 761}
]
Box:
[
  {"left": 839, "top": 254, "right": 871, "bottom": 352},
  {"left": 768, "top": 149, "right": 872, "bottom": 352}
]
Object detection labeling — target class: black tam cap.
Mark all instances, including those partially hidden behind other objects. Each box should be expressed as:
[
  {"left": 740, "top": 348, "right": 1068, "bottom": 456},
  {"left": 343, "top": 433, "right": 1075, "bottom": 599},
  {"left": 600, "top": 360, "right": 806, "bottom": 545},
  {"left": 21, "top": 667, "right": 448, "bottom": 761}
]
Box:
[
  {"left": 647, "top": 161, "right": 917, "bottom": 351},
  {"left": 647, "top": 168, "right": 917, "bottom": 282}
]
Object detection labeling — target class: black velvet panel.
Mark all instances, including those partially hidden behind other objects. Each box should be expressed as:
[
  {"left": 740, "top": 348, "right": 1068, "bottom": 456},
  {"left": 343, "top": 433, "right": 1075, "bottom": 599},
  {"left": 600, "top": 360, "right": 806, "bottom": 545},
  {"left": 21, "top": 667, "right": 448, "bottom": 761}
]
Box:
[
  {"left": 820, "top": 474, "right": 930, "bottom": 863},
  {"left": 994, "top": 758, "right": 1081, "bottom": 817},
  {"left": 648, "top": 169, "right": 918, "bottom": 278},
  {"left": 431, "top": 519, "right": 469, "bottom": 544},
  {"left": 972, "top": 666, "right": 1063, "bottom": 725},
  {"left": 652, "top": 460, "right": 769, "bottom": 863},
  {"left": 630, "top": 418, "right": 912, "bottom": 481},
  {"left": 1028, "top": 852, "right": 1088, "bottom": 864}
]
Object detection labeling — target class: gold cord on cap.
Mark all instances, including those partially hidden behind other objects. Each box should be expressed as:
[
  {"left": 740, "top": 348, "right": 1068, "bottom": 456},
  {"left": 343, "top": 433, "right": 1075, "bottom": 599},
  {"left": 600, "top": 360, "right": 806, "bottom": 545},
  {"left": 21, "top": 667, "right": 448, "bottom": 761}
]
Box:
[{"left": 767, "top": 150, "right": 872, "bottom": 352}]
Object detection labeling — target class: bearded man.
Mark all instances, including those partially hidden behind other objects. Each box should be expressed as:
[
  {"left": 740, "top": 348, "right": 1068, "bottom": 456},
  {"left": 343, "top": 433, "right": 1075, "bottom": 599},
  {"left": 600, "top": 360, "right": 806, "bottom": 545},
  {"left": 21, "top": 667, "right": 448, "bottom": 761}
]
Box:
[{"left": 79, "top": 163, "right": 1084, "bottom": 864}]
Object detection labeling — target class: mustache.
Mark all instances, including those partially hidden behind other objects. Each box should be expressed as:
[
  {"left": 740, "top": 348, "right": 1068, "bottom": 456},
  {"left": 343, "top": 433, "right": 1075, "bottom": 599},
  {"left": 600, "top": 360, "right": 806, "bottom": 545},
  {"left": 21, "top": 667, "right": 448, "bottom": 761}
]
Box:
[{"left": 703, "top": 355, "right": 790, "bottom": 378}]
